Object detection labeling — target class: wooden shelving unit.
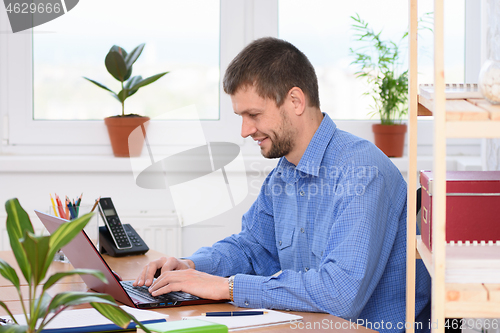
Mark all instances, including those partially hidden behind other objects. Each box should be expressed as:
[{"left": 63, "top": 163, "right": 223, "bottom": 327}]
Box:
[{"left": 406, "top": 1, "right": 500, "bottom": 332}]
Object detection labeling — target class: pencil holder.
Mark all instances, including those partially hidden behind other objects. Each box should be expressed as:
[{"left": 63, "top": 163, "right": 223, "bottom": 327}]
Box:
[{"left": 47, "top": 204, "right": 101, "bottom": 262}]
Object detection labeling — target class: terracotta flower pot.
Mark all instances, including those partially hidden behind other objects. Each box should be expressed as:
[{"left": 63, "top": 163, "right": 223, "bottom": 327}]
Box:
[
  {"left": 104, "top": 115, "right": 150, "bottom": 157},
  {"left": 372, "top": 123, "right": 407, "bottom": 158}
]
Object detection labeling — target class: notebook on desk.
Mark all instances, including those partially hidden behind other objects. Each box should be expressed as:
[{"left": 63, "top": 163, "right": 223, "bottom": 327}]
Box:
[{"left": 35, "top": 210, "right": 226, "bottom": 309}]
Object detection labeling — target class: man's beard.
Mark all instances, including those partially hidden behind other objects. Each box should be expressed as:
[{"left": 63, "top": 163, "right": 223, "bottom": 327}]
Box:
[{"left": 262, "top": 110, "right": 296, "bottom": 159}]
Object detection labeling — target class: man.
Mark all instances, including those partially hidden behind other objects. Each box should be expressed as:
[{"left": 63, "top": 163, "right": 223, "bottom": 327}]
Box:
[{"left": 134, "top": 37, "right": 431, "bottom": 332}]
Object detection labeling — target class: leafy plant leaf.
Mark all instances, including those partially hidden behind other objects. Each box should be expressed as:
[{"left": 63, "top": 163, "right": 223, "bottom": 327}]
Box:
[
  {"left": 82, "top": 77, "right": 116, "bottom": 94},
  {"left": 105, "top": 47, "right": 128, "bottom": 82},
  {"left": 32, "top": 292, "right": 52, "bottom": 322},
  {"left": 47, "top": 292, "right": 117, "bottom": 313},
  {"left": 129, "top": 72, "right": 169, "bottom": 91},
  {"left": 124, "top": 44, "right": 145, "bottom": 70},
  {"left": 91, "top": 303, "right": 152, "bottom": 333},
  {"left": 110, "top": 45, "right": 128, "bottom": 59},
  {"left": 20, "top": 232, "right": 50, "bottom": 286},
  {"left": 124, "top": 67, "right": 133, "bottom": 82},
  {"left": 90, "top": 303, "right": 131, "bottom": 329},
  {"left": 117, "top": 89, "right": 129, "bottom": 103},
  {"left": 5, "top": 198, "right": 33, "bottom": 284},
  {"left": 43, "top": 269, "right": 107, "bottom": 292},
  {"left": 42, "top": 213, "right": 93, "bottom": 278},
  {"left": 0, "top": 300, "right": 18, "bottom": 325},
  {"left": 0, "top": 259, "right": 20, "bottom": 291},
  {"left": 125, "top": 76, "right": 142, "bottom": 98},
  {"left": 125, "top": 75, "right": 142, "bottom": 90}
]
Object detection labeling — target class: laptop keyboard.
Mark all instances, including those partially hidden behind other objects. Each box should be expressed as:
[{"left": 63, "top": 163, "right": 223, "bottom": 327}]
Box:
[{"left": 121, "top": 281, "right": 200, "bottom": 303}]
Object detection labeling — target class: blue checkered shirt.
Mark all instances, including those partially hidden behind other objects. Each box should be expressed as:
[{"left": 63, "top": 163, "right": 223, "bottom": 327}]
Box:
[{"left": 187, "top": 114, "right": 431, "bottom": 333}]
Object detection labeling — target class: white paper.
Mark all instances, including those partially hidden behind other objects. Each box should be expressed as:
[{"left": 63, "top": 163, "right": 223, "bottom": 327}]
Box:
[
  {"left": 2, "top": 305, "right": 168, "bottom": 329},
  {"left": 183, "top": 309, "right": 302, "bottom": 330}
]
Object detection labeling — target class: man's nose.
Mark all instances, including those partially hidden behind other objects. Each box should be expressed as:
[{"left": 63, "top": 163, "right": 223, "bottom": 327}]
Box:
[{"left": 241, "top": 117, "right": 256, "bottom": 138}]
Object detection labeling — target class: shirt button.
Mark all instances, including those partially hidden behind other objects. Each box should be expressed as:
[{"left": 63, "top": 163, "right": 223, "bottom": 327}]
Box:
[
  {"left": 245, "top": 301, "right": 249, "bottom": 306},
  {"left": 300, "top": 228, "right": 305, "bottom": 233},
  {"left": 305, "top": 267, "right": 309, "bottom": 272},
  {"left": 279, "top": 241, "right": 282, "bottom": 246},
  {"left": 299, "top": 191, "right": 305, "bottom": 196}
]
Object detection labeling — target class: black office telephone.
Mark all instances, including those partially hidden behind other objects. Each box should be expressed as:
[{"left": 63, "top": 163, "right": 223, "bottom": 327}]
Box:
[{"left": 98, "top": 197, "right": 149, "bottom": 257}]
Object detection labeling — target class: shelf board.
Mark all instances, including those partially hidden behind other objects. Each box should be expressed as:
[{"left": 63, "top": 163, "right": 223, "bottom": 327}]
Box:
[
  {"left": 418, "top": 95, "right": 500, "bottom": 122},
  {"left": 416, "top": 237, "right": 500, "bottom": 317},
  {"left": 416, "top": 237, "right": 500, "bottom": 283},
  {"left": 445, "top": 284, "right": 500, "bottom": 318},
  {"left": 417, "top": 95, "right": 500, "bottom": 138}
]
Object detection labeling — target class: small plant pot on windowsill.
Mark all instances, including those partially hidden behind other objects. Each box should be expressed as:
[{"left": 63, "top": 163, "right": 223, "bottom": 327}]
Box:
[
  {"left": 372, "top": 123, "right": 407, "bottom": 158},
  {"left": 104, "top": 115, "right": 150, "bottom": 157}
]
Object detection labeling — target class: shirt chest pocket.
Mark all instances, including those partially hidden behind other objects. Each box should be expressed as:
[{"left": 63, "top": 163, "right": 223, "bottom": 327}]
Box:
[{"left": 277, "top": 226, "right": 295, "bottom": 251}]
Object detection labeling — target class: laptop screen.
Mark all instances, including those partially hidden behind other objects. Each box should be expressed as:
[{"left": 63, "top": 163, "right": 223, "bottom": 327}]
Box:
[{"left": 34, "top": 210, "right": 135, "bottom": 307}]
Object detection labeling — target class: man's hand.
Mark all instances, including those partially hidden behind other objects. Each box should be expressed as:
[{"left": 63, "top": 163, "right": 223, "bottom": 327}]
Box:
[
  {"left": 133, "top": 256, "right": 194, "bottom": 287},
  {"left": 149, "top": 269, "right": 229, "bottom": 300},
  {"left": 132, "top": 256, "right": 230, "bottom": 300}
]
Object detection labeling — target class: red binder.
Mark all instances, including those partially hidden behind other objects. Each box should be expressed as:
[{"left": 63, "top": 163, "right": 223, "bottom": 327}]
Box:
[{"left": 420, "top": 171, "right": 500, "bottom": 250}]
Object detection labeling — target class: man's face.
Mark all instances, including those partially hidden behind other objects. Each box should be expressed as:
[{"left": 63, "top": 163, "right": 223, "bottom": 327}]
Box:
[{"left": 231, "top": 86, "right": 297, "bottom": 159}]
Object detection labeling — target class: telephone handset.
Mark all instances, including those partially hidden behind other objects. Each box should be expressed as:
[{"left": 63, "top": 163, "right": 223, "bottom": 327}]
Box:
[{"left": 98, "top": 197, "right": 149, "bottom": 257}]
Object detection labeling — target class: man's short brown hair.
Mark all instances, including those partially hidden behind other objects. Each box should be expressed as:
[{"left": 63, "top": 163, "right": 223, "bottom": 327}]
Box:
[{"left": 223, "top": 37, "right": 320, "bottom": 108}]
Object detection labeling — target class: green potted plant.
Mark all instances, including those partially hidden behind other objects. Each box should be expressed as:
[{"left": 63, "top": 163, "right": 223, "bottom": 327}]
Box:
[
  {"left": 349, "top": 14, "right": 408, "bottom": 157},
  {"left": 0, "top": 198, "right": 151, "bottom": 333},
  {"left": 84, "top": 43, "right": 168, "bottom": 157}
]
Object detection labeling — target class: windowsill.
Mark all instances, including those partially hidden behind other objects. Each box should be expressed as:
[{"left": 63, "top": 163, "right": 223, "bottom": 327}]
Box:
[
  {"left": 0, "top": 154, "right": 278, "bottom": 173},
  {"left": 0, "top": 155, "right": 481, "bottom": 173}
]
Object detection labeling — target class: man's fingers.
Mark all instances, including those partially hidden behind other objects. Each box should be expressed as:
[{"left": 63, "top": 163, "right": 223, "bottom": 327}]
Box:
[
  {"left": 151, "top": 283, "right": 182, "bottom": 297},
  {"left": 134, "top": 257, "right": 168, "bottom": 287},
  {"left": 149, "top": 270, "right": 189, "bottom": 293},
  {"left": 161, "top": 257, "right": 181, "bottom": 272},
  {"left": 144, "top": 262, "right": 160, "bottom": 286},
  {"left": 133, "top": 265, "right": 149, "bottom": 286}
]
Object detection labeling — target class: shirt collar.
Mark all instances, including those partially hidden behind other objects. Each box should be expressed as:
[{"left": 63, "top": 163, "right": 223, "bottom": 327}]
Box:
[{"left": 275, "top": 113, "right": 336, "bottom": 180}]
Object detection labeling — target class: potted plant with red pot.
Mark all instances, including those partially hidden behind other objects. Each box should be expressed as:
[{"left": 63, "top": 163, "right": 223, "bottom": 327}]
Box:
[
  {"left": 350, "top": 14, "right": 408, "bottom": 157},
  {"left": 84, "top": 44, "right": 168, "bottom": 157}
]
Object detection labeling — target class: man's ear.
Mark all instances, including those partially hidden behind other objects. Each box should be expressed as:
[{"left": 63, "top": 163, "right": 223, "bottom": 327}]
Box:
[{"left": 288, "top": 87, "right": 306, "bottom": 116}]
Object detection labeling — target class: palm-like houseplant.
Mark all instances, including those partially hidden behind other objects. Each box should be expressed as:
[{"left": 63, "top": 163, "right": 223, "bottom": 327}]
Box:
[
  {"left": 84, "top": 43, "right": 168, "bottom": 157},
  {"left": 349, "top": 13, "right": 409, "bottom": 157},
  {"left": 0, "top": 199, "right": 151, "bottom": 333}
]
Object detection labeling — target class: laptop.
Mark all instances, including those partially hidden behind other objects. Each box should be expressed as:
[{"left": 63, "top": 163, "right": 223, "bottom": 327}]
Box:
[{"left": 35, "top": 210, "right": 226, "bottom": 309}]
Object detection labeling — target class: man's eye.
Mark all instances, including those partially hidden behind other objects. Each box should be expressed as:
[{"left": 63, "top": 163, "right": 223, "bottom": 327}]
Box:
[{"left": 249, "top": 114, "right": 258, "bottom": 118}]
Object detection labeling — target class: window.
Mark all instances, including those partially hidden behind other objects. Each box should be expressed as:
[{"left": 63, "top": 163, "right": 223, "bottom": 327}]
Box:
[
  {"left": 278, "top": 0, "right": 465, "bottom": 120},
  {"left": 33, "top": 0, "right": 220, "bottom": 121}
]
